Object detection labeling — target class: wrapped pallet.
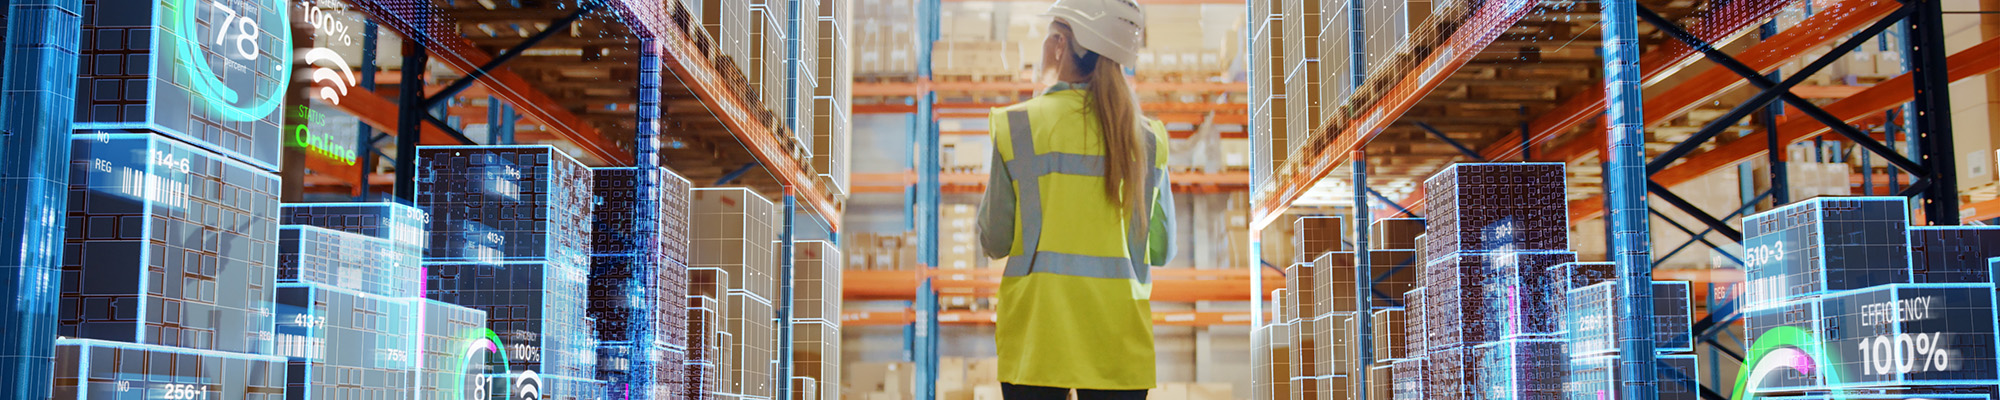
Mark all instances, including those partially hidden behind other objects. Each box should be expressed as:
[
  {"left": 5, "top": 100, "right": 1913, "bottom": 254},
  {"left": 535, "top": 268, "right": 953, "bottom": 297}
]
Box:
[
  {"left": 792, "top": 241, "right": 842, "bottom": 400},
  {"left": 1282, "top": 0, "right": 1323, "bottom": 160},
  {"left": 814, "top": 0, "right": 853, "bottom": 195},
  {"left": 700, "top": 0, "right": 751, "bottom": 71},
  {"left": 693, "top": 188, "right": 779, "bottom": 399}
]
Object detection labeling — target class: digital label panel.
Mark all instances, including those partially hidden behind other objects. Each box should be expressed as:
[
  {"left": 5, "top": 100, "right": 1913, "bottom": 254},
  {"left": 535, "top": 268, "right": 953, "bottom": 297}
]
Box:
[{"left": 1820, "top": 284, "right": 1999, "bottom": 388}]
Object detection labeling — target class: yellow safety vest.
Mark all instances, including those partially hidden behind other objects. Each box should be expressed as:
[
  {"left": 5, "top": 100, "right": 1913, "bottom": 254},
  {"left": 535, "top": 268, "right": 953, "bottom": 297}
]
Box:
[{"left": 977, "top": 85, "right": 1175, "bottom": 390}]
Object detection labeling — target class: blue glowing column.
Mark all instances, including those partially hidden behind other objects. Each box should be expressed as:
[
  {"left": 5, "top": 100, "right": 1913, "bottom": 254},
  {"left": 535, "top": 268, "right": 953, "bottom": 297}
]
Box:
[
  {"left": 1601, "top": 0, "right": 1658, "bottom": 398},
  {"left": 0, "top": 0, "right": 82, "bottom": 390},
  {"left": 1352, "top": 150, "right": 1372, "bottom": 400}
]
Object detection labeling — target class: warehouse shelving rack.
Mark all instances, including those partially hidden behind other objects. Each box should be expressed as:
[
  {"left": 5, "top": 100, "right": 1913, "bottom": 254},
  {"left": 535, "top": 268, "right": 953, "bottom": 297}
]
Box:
[
  {"left": 335, "top": 2, "right": 849, "bottom": 400},
  {"left": 1248, "top": 0, "right": 1976, "bottom": 398}
]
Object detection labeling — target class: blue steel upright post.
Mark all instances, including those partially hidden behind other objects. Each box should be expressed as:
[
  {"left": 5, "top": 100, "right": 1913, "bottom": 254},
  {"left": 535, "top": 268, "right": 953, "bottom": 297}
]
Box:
[
  {"left": 1601, "top": 0, "right": 1659, "bottom": 398},
  {"left": 914, "top": 0, "right": 942, "bottom": 398},
  {"left": 632, "top": 38, "right": 668, "bottom": 400},
  {"left": 0, "top": 0, "right": 81, "bottom": 391},
  {"left": 1352, "top": 150, "right": 1372, "bottom": 400},
  {"left": 779, "top": 189, "right": 798, "bottom": 400}
]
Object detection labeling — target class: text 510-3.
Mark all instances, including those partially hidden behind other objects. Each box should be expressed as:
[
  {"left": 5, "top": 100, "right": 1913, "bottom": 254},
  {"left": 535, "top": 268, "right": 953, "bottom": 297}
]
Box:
[{"left": 1746, "top": 242, "right": 1786, "bottom": 268}]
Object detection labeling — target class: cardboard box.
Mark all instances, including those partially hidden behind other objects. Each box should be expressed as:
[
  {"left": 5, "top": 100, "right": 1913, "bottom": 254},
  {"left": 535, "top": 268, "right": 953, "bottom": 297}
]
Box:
[
  {"left": 1152, "top": 383, "right": 1190, "bottom": 400},
  {"left": 1188, "top": 383, "right": 1233, "bottom": 400},
  {"left": 973, "top": 384, "right": 1003, "bottom": 400},
  {"left": 967, "top": 357, "right": 1002, "bottom": 387}
]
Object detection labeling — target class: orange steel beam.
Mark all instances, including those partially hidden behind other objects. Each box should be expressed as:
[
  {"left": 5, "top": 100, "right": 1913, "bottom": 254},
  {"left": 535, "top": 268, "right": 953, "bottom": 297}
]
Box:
[
  {"left": 853, "top": 79, "right": 1244, "bottom": 97},
  {"left": 335, "top": 88, "right": 468, "bottom": 146},
  {"left": 1482, "top": 0, "right": 1824, "bottom": 163},
  {"left": 1544, "top": 0, "right": 1898, "bottom": 163},
  {"left": 839, "top": 310, "right": 1254, "bottom": 326},
  {"left": 864, "top": 102, "right": 1249, "bottom": 115},
  {"left": 1566, "top": 34, "right": 2000, "bottom": 223},
  {"left": 945, "top": 0, "right": 1242, "bottom": 4},
  {"left": 304, "top": 88, "right": 471, "bottom": 191},
  {"left": 341, "top": 4, "right": 628, "bottom": 166},
  {"left": 1792, "top": 85, "right": 1872, "bottom": 99},
  {"left": 848, "top": 171, "right": 1251, "bottom": 194},
  {"left": 1964, "top": 198, "right": 2000, "bottom": 222},
  {"left": 1250, "top": 0, "right": 1538, "bottom": 230},
  {"left": 655, "top": 25, "right": 842, "bottom": 228},
  {"left": 939, "top": 129, "right": 1248, "bottom": 139},
  {"left": 1398, "top": 0, "right": 1887, "bottom": 213},
  {"left": 843, "top": 268, "right": 1282, "bottom": 302}
]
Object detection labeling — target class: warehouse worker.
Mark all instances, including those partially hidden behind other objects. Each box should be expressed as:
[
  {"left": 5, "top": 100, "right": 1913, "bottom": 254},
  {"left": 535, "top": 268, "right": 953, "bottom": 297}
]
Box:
[{"left": 976, "top": 0, "right": 1174, "bottom": 399}]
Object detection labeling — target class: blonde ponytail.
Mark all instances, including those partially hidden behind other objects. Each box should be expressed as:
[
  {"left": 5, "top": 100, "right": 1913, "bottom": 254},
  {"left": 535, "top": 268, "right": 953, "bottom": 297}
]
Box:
[{"left": 1081, "top": 55, "right": 1149, "bottom": 229}]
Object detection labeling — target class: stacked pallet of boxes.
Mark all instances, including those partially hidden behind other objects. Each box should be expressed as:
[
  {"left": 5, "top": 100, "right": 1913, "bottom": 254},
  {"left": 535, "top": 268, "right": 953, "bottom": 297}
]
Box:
[
  {"left": 1252, "top": 305, "right": 1292, "bottom": 400},
  {"left": 940, "top": 204, "right": 979, "bottom": 270},
  {"left": 1361, "top": 218, "right": 1423, "bottom": 400},
  {"left": 1562, "top": 277, "right": 1698, "bottom": 400},
  {"left": 1317, "top": 0, "right": 1352, "bottom": 122},
  {"left": 1725, "top": 197, "right": 2000, "bottom": 399},
  {"left": 844, "top": 233, "right": 921, "bottom": 271},
  {"left": 418, "top": 146, "right": 606, "bottom": 400},
  {"left": 278, "top": 203, "right": 498, "bottom": 399},
  {"left": 270, "top": 203, "right": 495, "bottom": 399},
  {"left": 815, "top": 0, "right": 853, "bottom": 195},
  {"left": 56, "top": 6, "right": 298, "bottom": 394},
  {"left": 699, "top": 0, "right": 752, "bottom": 92},
  {"left": 688, "top": 264, "right": 734, "bottom": 400},
  {"left": 749, "top": 0, "right": 790, "bottom": 128},
  {"left": 934, "top": 4, "right": 1015, "bottom": 80},
  {"left": 1287, "top": 216, "right": 1344, "bottom": 400},
  {"left": 940, "top": 204, "right": 983, "bottom": 309},
  {"left": 1361, "top": 0, "right": 1431, "bottom": 77},
  {"left": 1281, "top": 0, "right": 1321, "bottom": 163},
  {"left": 1414, "top": 163, "right": 1573, "bottom": 400},
  {"left": 591, "top": 167, "right": 697, "bottom": 400},
  {"left": 1138, "top": 5, "right": 1234, "bottom": 80},
  {"left": 693, "top": 188, "right": 780, "bottom": 400},
  {"left": 792, "top": 241, "right": 843, "bottom": 400},
  {"left": 793, "top": 0, "right": 818, "bottom": 158},
  {"left": 854, "top": 0, "right": 918, "bottom": 76},
  {"left": 847, "top": 362, "right": 918, "bottom": 400},
  {"left": 1248, "top": 0, "right": 1285, "bottom": 188}
]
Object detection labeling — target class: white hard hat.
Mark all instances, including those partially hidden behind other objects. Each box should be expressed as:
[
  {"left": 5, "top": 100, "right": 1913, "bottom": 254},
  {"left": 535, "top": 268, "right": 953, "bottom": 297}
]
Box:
[{"left": 1042, "top": 0, "right": 1146, "bottom": 66}]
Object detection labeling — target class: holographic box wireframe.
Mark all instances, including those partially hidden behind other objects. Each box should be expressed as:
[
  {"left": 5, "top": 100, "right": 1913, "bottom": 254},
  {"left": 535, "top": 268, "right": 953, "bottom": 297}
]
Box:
[{"left": 419, "top": 145, "right": 604, "bottom": 400}]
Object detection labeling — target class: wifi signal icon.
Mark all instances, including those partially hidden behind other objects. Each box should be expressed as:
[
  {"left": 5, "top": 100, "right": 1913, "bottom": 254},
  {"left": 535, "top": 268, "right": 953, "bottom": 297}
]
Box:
[{"left": 304, "top": 47, "right": 358, "bottom": 105}]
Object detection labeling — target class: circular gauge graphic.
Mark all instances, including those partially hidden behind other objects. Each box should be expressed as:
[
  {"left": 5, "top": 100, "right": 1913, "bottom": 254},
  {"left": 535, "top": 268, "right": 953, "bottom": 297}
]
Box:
[
  {"left": 1731, "top": 326, "right": 1849, "bottom": 400},
  {"left": 459, "top": 329, "right": 512, "bottom": 400},
  {"left": 173, "top": 0, "right": 293, "bottom": 122}
]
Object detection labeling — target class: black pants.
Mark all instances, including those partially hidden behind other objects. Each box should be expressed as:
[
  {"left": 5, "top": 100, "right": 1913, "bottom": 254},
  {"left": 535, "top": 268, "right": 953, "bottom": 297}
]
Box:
[{"left": 1001, "top": 383, "right": 1147, "bottom": 400}]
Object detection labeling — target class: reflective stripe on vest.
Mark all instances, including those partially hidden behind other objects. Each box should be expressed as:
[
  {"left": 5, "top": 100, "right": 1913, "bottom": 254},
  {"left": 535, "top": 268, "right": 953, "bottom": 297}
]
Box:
[{"left": 1000, "top": 109, "right": 1162, "bottom": 284}]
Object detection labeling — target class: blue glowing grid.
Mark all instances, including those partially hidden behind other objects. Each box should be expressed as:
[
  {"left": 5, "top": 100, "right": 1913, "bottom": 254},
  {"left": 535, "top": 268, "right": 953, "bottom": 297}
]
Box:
[
  {"left": 413, "top": 299, "right": 492, "bottom": 400},
  {"left": 417, "top": 145, "right": 595, "bottom": 268},
  {"left": 60, "top": 132, "right": 279, "bottom": 355},
  {"left": 1816, "top": 284, "right": 1999, "bottom": 388},
  {"left": 75, "top": 0, "right": 291, "bottom": 171},
  {"left": 590, "top": 166, "right": 694, "bottom": 400},
  {"left": 1909, "top": 226, "right": 2000, "bottom": 284},
  {"left": 1470, "top": 338, "right": 1564, "bottom": 400},
  {"left": 279, "top": 202, "right": 428, "bottom": 280},
  {"left": 279, "top": 225, "right": 421, "bottom": 298},
  {"left": 273, "top": 283, "right": 418, "bottom": 399},
  {"left": 1742, "top": 197, "right": 1914, "bottom": 308},
  {"left": 1420, "top": 163, "right": 1570, "bottom": 258},
  {"left": 425, "top": 260, "right": 602, "bottom": 399},
  {"left": 52, "top": 338, "right": 288, "bottom": 399}
]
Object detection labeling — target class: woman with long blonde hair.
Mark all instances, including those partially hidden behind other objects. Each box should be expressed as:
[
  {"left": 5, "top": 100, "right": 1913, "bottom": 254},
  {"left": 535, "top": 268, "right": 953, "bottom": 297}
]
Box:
[{"left": 976, "top": 1, "right": 1174, "bottom": 399}]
